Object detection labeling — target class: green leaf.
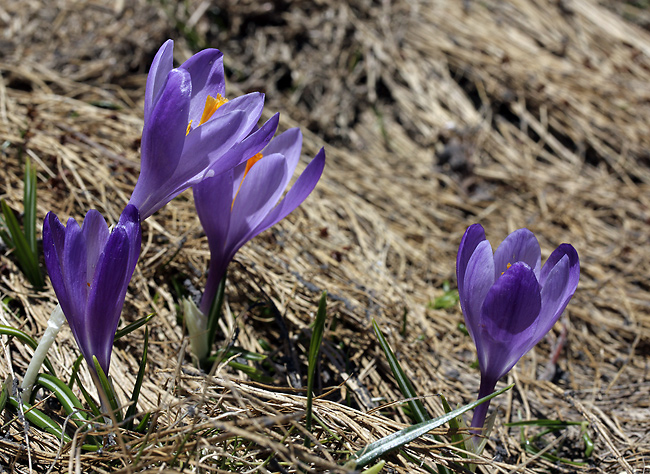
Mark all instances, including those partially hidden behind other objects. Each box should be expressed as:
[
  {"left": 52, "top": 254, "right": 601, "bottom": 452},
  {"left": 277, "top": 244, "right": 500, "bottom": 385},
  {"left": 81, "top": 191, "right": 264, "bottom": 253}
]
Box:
[
  {"left": 72, "top": 371, "right": 102, "bottom": 418},
  {"left": 114, "top": 312, "right": 155, "bottom": 340},
  {"left": 372, "top": 318, "right": 429, "bottom": 424},
  {"left": 0, "top": 325, "right": 55, "bottom": 374},
  {"left": 306, "top": 291, "right": 327, "bottom": 441},
  {"left": 35, "top": 373, "right": 87, "bottom": 424},
  {"left": 361, "top": 460, "right": 386, "bottom": 474},
  {"left": 0, "top": 200, "right": 43, "bottom": 288},
  {"left": 439, "top": 395, "right": 467, "bottom": 458},
  {"left": 23, "top": 158, "right": 37, "bottom": 256},
  {"left": 0, "top": 376, "right": 10, "bottom": 413},
  {"left": 125, "top": 328, "right": 148, "bottom": 430},
  {"left": 67, "top": 354, "right": 84, "bottom": 389},
  {"left": 92, "top": 356, "right": 122, "bottom": 422},
  {"left": 350, "top": 384, "right": 513, "bottom": 469}
]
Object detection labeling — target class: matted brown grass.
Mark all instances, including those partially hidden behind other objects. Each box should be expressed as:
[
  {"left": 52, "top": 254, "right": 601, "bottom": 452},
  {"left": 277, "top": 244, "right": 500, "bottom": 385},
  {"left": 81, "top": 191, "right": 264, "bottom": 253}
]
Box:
[{"left": 0, "top": 0, "right": 649, "bottom": 472}]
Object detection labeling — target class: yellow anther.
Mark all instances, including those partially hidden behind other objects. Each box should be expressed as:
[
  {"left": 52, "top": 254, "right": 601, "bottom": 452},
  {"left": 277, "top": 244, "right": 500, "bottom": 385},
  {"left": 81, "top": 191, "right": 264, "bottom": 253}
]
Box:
[
  {"left": 501, "top": 262, "right": 512, "bottom": 276},
  {"left": 232, "top": 152, "right": 265, "bottom": 210},
  {"left": 199, "top": 94, "right": 228, "bottom": 125},
  {"left": 186, "top": 120, "right": 193, "bottom": 136}
]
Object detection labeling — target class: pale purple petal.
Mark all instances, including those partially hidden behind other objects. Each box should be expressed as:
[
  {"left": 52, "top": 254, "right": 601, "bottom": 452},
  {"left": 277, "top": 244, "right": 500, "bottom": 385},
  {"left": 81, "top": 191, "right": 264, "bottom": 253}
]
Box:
[
  {"left": 179, "top": 49, "right": 225, "bottom": 123},
  {"left": 255, "top": 147, "right": 326, "bottom": 236},
  {"left": 130, "top": 68, "right": 192, "bottom": 218},
  {"left": 80, "top": 210, "right": 109, "bottom": 283},
  {"left": 144, "top": 39, "right": 174, "bottom": 122},
  {"left": 456, "top": 224, "right": 487, "bottom": 298},
  {"left": 213, "top": 92, "right": 265, "bottom": 133},
  {"left": 531, "top": 245, "right": 579, "bottom": 345},
  {"left": 461, "top": 239, "right": 494, "bottom": 344},
  {"left": 493, "top": 228, "right": 541, "bottom": 279},
  {"left": 226, "top": 154, "right": 288, "bottom": 253},
  {"left": 263, "top": 128, "right": 302, "bottom": 177}
]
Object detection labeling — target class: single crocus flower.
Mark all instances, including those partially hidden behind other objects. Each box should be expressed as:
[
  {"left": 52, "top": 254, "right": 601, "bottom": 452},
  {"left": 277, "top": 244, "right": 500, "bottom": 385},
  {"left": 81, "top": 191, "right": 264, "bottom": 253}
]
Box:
[
  {"left": 43, "top": 205, "right": 141, "bottom": 375},
  {"left": 129, "top": 39, "right": 266, "bottom": 219},
  {"left": 456, "top": 224, "right": 579, "bottom": 432},
  {"left": 193, "top": 128, "right": 326, "bottom": 316}
]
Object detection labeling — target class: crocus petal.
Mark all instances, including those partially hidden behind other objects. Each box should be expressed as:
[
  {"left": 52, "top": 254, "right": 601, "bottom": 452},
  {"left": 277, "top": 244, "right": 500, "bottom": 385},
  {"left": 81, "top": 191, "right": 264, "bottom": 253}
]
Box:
[
  {"left": 213, "top": 92, "right": 265, "bottom": 133},
  {"left": 478, "top": 262, "right": 541, "bottom": 380},
  {"left": 262, "top": 128, "right": 303, "bottom": 178},
  {"left": 227, "top": 153, "right": 288, "bottom": 253},
  {"left": 80, "top": 210, "right": 109, "bottom": 282},
  {"left": 62, "top": 218, "right": 88, "bottom": 320},
  {"left": 144, "top": 39, "right": 174, "bottom": 122},
  {"left": 85, "top": 227, "right": 131, "bottom": 374},
  {"left": 493, "top": 228, "right": 541, "bottom": 279},
  {"left": 179, "top": 48, "right": 226, "bottom": 123},
  {"left": 193, "top": 170, "right": 235, "bottom": 314},
  {"left": 43, "top": 213, "right": 69, "bottom": 315},
  {"left": 457, "top": 224, "right": 487, "bottom": 298},
  {"left": 116, "top": 204, "right": 142, "bottom": 275},
  {"left": 255, "top": 147, "right": 326, "bottom": 236},
  {"left": 532, "top": 245, "right": 579, "bottom": 345},
  {"left": 461, "top": 239, "right": 494, "bottom": 345},
  {"left": 130, "top": 68, "right": 192, "bottom": 218}
]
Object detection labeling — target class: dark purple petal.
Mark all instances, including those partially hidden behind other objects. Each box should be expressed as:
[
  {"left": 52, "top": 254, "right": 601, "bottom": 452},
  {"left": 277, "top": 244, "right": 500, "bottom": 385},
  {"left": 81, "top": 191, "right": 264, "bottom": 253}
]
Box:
[
  {"left": 80, "top": 210, "right": 109, "bottom": 284},
  {"left": 144, "top": 39, "right": 174, "bottom": 122},
  {"left": 531, "top": 245, "right": 579, "bottom": 346},
  {"left": 460, "top": 239, "right": 494, "bottom": 345},
  {"left": 62, "top": 218, "right": 88, "bottom": 318},
  {"left": 85, "top": 227, "right": 131, "bottom": 374},
  {"left": 254, "top": 147, "right": 325, "bottom": 237},
  {"left": 179, "top": 49, "right": 225, "bottom": 123},
  {"left": 115, "top": 204, "right": 142, "bottom": 275},
  {"left": 457, "top": 224, "right": 487, "bottom": 298},
  {"left": 478, "top": 262, "right": 541, "bottom": 380},
  {"left": 226, "top": 154, "right": 288, "bottom": 253},
  {"left": 130, "top": 67, "right": 192, "bottom": 218},
  {"left": 493, "top": 228, "right": 541, "bottom": 280},
  {"left": 43, "top": 213, "right": 69, "bottom": 316}
]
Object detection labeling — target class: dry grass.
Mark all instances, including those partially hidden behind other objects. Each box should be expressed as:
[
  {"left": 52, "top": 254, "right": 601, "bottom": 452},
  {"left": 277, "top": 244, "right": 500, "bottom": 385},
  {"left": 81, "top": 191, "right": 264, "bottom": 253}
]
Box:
[{"left": 0, "top": 0, "right": 649, "bottom": 472}]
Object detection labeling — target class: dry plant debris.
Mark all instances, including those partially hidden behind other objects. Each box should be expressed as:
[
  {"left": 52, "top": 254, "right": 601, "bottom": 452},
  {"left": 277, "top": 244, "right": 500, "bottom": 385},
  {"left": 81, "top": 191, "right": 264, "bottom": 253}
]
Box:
[{"left": 0, "top": 0, "right": 649, "bottom": 472}]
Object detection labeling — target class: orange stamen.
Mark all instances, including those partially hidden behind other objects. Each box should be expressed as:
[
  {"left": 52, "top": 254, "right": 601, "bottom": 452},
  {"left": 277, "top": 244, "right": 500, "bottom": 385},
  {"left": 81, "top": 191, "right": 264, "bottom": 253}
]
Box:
[
  {"left": 232, "top": 153, "right": 265, "bottom": 210},
  {"left": 501, "top": 262, "right": 512, "bottom": 276},
  {"left": 186, "top": 94, "right": 228, "bottom": 135}
]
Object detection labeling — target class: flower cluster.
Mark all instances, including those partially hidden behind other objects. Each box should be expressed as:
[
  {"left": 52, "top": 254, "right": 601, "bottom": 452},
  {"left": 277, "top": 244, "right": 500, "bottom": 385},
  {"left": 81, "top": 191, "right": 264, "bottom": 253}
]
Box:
[{"left": 42, "top": 40, "right": 325, "bottom": 377}]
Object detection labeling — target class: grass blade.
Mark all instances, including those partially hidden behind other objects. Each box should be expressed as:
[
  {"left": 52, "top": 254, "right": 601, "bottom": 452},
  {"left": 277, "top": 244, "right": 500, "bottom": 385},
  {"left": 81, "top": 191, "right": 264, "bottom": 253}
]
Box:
[
  {"left": 372, "top": 318, "right": 428, "bottom": 423},
  {"left": 206, "top": 272, "right": 227, "bottom": 356},
  {"left": 92, "top": 356, "right": 122, "bottom": 422},
  {"left": 114, "top": 312, "right": 155, "bottom": 340},
  {"left": 0, "top": 199, "right": 43, "bottom": 288},
  {"left": 305, "top": 291, "right": 327, "bottom": 441},
  {"left": 350, "top": 384, "right": 513, "bottom": 469},
  {"left": 23, "top": 158, "right": 37, "bottom": 255},
  {"left": 125, "top": 328, "right": 148, "bottom": 430}
]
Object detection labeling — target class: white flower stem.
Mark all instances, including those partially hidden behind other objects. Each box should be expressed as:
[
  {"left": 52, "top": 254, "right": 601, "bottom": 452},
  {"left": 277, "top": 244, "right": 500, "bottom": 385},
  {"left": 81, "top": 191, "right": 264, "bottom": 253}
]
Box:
[{"left": 21, "top": 304, "right": 65, "bottom": 403}]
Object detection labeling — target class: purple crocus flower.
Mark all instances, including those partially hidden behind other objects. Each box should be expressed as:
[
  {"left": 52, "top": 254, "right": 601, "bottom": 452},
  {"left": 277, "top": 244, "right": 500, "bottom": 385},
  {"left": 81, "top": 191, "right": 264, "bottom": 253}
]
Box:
[
  {"left": 456, "top": 224, "right": 579, "bottom": 431},
  {"left": 129, "top": 39, "right": 266, "bottom": 219},
  {"left": 43, "top": 205, "right": 141, "bottom": 375},
  {"left": 193, "top": 128, "right": 326, "bottom": 315}
]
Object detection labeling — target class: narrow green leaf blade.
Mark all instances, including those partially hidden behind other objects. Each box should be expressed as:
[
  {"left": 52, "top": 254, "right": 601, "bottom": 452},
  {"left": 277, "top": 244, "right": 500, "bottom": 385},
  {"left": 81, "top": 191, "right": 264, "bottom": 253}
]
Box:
[
  {"left": 306, "top": 291, "right": 327, "bottom": 437},
  {"left": 92, "top": 356, "right": 122, "bottom": 422},
  {"left": 23, "top": 158, "right": 37, "bottom": 255},
  {"left": 125, "top": 328, "right": 148, "bottom": 430},
  {"left": 35, "top": 373, "right": 88, "bottom": 424},
  {"left": 351, "top": 384, "right": 513, "bottom": 469},
  {"left": 114, "top": 312, "right": 155, "bottom": 340},
  {"left": 372, "top": 318, "right": 429, "bottom": 423}
]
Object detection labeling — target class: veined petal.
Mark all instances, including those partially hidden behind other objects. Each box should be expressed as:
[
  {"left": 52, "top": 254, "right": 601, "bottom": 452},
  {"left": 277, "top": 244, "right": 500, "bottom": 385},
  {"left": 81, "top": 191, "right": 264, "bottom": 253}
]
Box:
[
  {"left": 80, "top": 210, "right": 109, "bottom": 284},
  {"left": 532, "top": 245, "right": 579, "bottom": 346},
  {"left": 478, "top": 262, "right": 541, "bottom": 379},
  {"left": 457, "top": 224, "right": 487, "bottom": 298},
  {"left": 255, "top": 147, "right": 325, "bottom": 237},
  {"left": 179, "top": 49, "right": 225, "bottom": 123},
  {"left": 62, "top": 218, "right": 88, "bottom": 319},
  {"left": 213, "top": 92, "right": 265, "bottom": 130},
  {"left": 226, "top": 153, "right": 288, "bottom": 254},
  {"left": 43, "top": 213, "right": 69, "bottom": 316},
  {"left": 494, "top": 228, "right": 541, "bottom": 279},
  {"left": 85, "top": 227, "right": 131, "bottom": 374},
  {"left": 193, "top": 170, "right": 235, "bottom": 315},
  {"left": 144, "top": 39, "right": 174, "bottom": 122},
  {"left": 130, "top": 67, "right": 191, "bottom": 218},
  {"left": 115, "top": 204, "right": 142, "bottom": 275},
  {"left": 262, "top": 127, "right": 302, "bottom": 178},
  {"left": 461, "top": 239, "right": 494, "bottom": 344}
]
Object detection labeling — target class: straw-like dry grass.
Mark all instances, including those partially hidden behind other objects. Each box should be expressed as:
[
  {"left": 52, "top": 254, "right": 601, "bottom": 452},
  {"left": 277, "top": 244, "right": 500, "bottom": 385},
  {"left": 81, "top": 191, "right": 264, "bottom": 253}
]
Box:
[{"left": 0, "top": 0, "right": 649, "bottom": 472}]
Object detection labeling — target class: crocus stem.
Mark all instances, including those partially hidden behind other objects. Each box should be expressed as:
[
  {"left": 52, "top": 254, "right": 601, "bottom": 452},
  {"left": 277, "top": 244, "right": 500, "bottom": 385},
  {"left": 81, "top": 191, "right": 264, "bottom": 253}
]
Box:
[
  {"left": 205, "top": 271, "right": 227, "bottom": 356},
  {"left": 470, "top": 377, "right": 497, "bottom": 435},
  {"left": 21, "top": 304, "right": 65, "bottom": 403}
]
